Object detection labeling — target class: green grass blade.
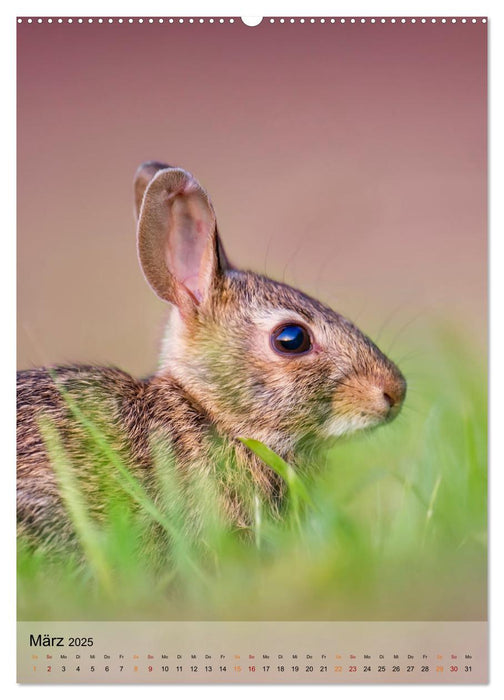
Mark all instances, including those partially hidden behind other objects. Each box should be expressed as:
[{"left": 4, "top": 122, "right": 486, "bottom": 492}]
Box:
[
  {"left": 49, "top": 375, "right": 208, "bottom": 583},
  {"left": 38, "top": 417, "right": 114, "bottom": 595},
  {"left": 238, "top": 438, "right": 314, "bottom": 508}
]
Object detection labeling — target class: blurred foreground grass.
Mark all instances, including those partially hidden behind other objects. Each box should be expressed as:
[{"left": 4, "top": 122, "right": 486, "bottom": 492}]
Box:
[{"left": 17, "top": 321, "right": 487, "bottom": 621}]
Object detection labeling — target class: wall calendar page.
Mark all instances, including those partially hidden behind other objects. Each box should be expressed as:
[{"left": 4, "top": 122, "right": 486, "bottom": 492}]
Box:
[{"left": 16, "top": 13, "right": 488, "bottom": 685}]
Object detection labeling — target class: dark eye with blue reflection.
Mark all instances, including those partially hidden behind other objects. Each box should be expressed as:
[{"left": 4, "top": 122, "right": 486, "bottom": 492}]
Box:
[{"left": 271, "top": 324, "right": 312, "bottom": 355}]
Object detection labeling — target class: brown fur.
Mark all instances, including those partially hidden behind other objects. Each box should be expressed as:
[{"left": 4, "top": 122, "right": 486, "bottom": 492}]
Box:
[{"left": 17, "top": 162, "right": 406, "bottom": 550}]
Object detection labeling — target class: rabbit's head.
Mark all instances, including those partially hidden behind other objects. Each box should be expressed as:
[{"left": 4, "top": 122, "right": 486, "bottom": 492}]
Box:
[{"left": 135, "top": 163, "right": 406, "bottom": 455}]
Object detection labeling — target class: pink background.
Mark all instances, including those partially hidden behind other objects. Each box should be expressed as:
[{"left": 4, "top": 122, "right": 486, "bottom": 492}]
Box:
[{"left": 17, "top": 19, "right": 487, "bottom": 375}]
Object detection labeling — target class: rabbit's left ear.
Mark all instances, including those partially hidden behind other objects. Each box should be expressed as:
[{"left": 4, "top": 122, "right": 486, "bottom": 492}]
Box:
[{"left": 136, "top": 165, "right": 228, "bottom": 312}]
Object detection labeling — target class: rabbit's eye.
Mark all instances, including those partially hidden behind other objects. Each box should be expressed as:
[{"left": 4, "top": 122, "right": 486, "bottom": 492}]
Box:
[{"left": 271, "top": 324, "right": 312, "bottom": 355}]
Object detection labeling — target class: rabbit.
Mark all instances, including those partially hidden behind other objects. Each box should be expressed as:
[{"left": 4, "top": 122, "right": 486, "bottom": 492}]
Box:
[{"left": 17, "top": 162, "right": 406, "bottom": 550}]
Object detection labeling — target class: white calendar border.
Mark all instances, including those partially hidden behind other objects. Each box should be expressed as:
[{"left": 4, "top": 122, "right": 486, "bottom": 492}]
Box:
[{"left": 2, "top": 0, "right": 501, "bottom": 698}]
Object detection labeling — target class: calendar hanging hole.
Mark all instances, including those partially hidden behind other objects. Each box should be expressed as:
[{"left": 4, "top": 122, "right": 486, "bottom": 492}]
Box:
[{"left": 241, "top": 17, "right": 263, "bottom": 27}]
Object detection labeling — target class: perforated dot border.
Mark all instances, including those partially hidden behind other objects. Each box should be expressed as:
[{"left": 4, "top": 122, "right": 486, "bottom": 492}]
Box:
[{"left": 16, "top": 17, "right": 488, "bottom": 26}]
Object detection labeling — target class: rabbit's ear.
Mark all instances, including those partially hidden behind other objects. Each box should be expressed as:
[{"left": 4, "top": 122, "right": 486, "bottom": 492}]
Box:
[
  {"left": 134, "top": 161, "right": 171, "bottom": 220},
  {"left": 136, "top": 167, "right": 227, "bottom": 311}
]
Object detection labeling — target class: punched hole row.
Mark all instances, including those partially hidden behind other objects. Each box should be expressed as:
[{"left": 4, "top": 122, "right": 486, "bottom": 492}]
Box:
[{"left": 17, "top": 17, "right": 488, "bottom": 25}]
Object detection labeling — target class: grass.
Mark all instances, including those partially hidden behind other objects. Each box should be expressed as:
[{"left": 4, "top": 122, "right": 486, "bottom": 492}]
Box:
[{"left": 17, "top": 320, "right": 487, "bottom": 622}]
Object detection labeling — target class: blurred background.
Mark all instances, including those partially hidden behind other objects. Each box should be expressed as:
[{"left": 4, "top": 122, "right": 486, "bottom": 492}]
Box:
[
  {"left": 17, "top": 18, "right": 486, "bottom": 375},
  {"left": 17, "top": 18, "right": 487, "bottom": 622}
]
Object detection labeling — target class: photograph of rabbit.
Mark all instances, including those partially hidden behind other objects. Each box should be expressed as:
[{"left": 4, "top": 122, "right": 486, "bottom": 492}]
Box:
[{"left": 17, "top": 19, "right": 486, "bottom": 622}]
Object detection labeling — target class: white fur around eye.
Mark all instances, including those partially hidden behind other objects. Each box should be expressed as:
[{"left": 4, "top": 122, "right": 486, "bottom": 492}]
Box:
[
  {"left": 249, "top": 309, "right": 315, "bottom": 360},
  {"left": 251, "top": 309, "right": 311, "bottom": 333}
]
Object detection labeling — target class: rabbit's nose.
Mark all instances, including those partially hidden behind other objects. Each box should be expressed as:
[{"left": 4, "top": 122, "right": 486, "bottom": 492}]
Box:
[
  {"left": 381, "top": 375, "right": 406, "bottom": 417},
  {"left": 383, "top": 392, "right": 395, "bottom": 407}
]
